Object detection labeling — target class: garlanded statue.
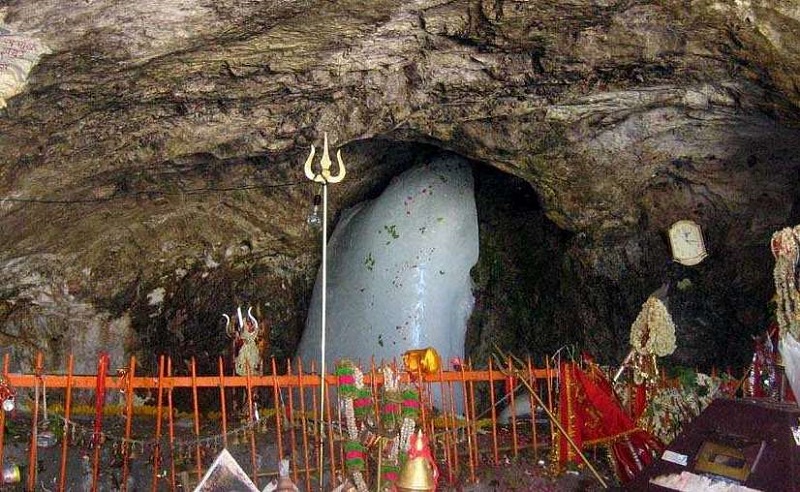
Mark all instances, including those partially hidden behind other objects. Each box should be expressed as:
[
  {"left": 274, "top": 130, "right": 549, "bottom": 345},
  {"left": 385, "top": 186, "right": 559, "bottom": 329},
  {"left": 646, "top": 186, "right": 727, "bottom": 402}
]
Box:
[
  {"left": 770, "top": 226, "right": 800, "bottom": 401},
  {"left": 222, "top": 306, "right": 265, "bottom": 376}
]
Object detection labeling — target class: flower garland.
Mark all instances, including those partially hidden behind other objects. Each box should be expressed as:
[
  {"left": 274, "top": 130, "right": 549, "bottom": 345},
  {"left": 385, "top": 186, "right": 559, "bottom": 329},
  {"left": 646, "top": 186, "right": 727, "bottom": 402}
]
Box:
[
  {"left": 399, "top": 388, "right": 419, "bottom": 449},
  {"left": 335, "top": 362, "right": 420, "bottom": 492},
  {"left": 335, "top": 360, "right": 369, "bottom": 492},
  {"left": 771, "top": 226, "right": 800, "bottom": 341},
  {"left": 381, "top": 366, "right": 402, "bottom": 431},
  {"left": 380, "top": 367, "right": 419, "bottom": 486},
  {"left": 630, "top": 296, "right": 677, "bottom": 357},
  {"left": 381, "top": 368, "right": 404, "bottom": 484}
]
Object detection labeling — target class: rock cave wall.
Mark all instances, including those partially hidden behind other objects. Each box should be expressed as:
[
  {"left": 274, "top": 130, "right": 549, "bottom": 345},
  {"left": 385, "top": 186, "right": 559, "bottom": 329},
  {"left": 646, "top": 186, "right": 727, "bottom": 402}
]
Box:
[{"left": 1, "top": 0, "right": 800, "bottom": 374}]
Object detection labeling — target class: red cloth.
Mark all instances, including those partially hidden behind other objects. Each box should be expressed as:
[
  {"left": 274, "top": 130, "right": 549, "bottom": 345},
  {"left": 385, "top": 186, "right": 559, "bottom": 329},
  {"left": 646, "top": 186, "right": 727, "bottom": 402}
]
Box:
[
  {"left": 632, "top": 384, "right": 647, "bottom": 420},
  {"left": 556, "top": 362, "right": 662, "bottom": 482}
]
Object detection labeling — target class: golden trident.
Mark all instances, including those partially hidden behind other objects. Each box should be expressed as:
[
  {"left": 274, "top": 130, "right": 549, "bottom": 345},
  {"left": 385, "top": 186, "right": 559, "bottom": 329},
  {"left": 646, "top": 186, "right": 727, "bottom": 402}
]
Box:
[
  {"left": 304, "top": 132, "right": 346, "bottom": 183},
  {"left": 302, "top": 132, "right": 345, "bottom": 490}
]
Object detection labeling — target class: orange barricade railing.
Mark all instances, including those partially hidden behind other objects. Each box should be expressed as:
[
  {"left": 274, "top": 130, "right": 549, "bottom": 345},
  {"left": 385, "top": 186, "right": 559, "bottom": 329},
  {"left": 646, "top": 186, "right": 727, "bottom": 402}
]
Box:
[{"left": 0, "top": 353, "right": 557, "bottom": 491}]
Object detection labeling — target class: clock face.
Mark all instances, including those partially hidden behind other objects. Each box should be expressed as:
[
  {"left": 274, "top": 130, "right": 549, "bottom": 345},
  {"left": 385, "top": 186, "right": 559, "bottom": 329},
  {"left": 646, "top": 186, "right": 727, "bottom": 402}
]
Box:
[{"left": 668, "top": 220, "right": 707, "bottom": 266}]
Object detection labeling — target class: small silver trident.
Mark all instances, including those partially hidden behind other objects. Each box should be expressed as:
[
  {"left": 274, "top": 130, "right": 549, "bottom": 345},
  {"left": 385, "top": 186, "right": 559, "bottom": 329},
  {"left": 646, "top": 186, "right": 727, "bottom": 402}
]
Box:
[{"left": 303, "top": 132, "right": 346, "bottom": 183}]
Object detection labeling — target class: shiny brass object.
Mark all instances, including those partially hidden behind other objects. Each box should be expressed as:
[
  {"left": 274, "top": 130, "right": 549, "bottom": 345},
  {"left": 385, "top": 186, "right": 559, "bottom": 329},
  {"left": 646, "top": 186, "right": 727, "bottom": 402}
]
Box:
[
  {"left": 303, "top": 132, "right": 346, "bottom": 184},
  {"left": 402, "top": 347, "right": 441, "bottom": 375},
  {"left": 395, "top": 456, "right": 435, "bottom": 492}
]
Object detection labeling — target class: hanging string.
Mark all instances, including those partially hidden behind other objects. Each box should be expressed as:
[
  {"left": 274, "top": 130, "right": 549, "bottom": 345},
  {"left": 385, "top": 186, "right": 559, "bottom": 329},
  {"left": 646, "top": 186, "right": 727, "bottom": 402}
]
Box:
[{"left": 49, "top": 410, "right": 277, "bottom": 453}]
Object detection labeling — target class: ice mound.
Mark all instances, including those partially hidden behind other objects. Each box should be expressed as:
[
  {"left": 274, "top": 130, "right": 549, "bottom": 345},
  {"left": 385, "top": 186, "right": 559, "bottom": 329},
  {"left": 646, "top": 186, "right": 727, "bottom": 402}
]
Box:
[{"left": 299, "top": 155, "right": 479, "bottom": 374}]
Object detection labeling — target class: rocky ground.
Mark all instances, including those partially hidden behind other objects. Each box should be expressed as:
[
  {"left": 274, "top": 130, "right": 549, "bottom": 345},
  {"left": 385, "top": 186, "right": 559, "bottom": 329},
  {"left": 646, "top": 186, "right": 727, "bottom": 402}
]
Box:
[
  {"left": 0, "top": 409, "right": 617, "bottom": 491},
  {"left": 454, "top": 462, "right": 611, "bottom": 492}
]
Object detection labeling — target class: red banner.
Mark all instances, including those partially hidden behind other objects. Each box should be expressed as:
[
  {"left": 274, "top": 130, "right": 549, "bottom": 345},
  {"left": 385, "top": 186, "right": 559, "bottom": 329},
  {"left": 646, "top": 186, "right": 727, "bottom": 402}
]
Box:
[{"left": 556, "top": 362, "right": 662, "bottom": 482}]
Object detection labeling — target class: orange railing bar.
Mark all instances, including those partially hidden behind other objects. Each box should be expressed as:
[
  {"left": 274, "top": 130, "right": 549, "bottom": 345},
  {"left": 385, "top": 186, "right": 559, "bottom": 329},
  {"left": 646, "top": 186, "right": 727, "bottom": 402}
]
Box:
[
  {"left": 285, "top": 359, "right": 297, "bottom": 486},
  {"left": 324, "top": 370, "right": 337, "bottom": 486},
  {"left": 167, "top": 357, "right": 178, "bottom": 490},
  {"left": 217, "top": 357, "right": 228, "bottom": 449},
  {"left": 459, "top": 361, "right": 475, "bottom": 483},
  {"left": 526, "top": 355, "right": 539, "bottom": 461},
  {"left": 27, "top": 353, "right": 43, "bottom": 491},
  {"left": 297, "top": 358, "right": 312, "bottom": 491},
  {"left": 151, "top": 355, "right": 165, "bottom": 492},
  {"left": 309, "top": 359, "right": 320, "bottom": 487},
  {"left": 58, "top": 354, "right": 75, "bottom": 492},
  {"left": 190, "top": 357, "right": 202, "bottom": 483},
  {"left": 270, "top": 357, "right": 284, "bottom": 470},
  {"left": 246, "top": 363, "right": 258, "bottom": 489},
  {"left": 487, "top": 357, "right": 499, "bottom": 466},
  {"left": 3, "top": 367, "right": 551, "bottom": 391},
  {"left": 0, "top": 352, "right": 569, "bottom": 491},
  {"left": 507, "top": 356, "right": 519, "bottom": 459},
  {"left": 121, "top": 356, "right": 137, "bottom": 491}
]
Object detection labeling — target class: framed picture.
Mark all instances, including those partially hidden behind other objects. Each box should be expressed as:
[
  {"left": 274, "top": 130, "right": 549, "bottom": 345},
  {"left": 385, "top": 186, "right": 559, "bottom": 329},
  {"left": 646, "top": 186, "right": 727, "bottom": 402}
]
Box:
[{"left": 693, "top": 441, "right": 751, "bottom": 483}]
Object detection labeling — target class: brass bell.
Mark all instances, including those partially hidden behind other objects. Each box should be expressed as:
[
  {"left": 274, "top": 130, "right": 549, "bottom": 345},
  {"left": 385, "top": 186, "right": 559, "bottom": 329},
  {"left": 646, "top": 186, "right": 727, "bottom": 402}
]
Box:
[{"left": 395, "top": 457, "right": 435, "bottom": 492}]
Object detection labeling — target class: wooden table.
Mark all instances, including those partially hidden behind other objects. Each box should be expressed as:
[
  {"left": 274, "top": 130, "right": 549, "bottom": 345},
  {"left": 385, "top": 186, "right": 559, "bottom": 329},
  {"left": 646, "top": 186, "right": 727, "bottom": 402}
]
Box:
[{"left": 627, "top": 398, "right": 799, "bottom": 491}]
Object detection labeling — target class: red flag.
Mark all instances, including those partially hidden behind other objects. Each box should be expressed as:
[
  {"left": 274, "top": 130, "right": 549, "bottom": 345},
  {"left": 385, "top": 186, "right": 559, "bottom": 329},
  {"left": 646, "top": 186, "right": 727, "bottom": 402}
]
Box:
[{"left": 555, "top": 362, "right": 663, "bottom": 482}]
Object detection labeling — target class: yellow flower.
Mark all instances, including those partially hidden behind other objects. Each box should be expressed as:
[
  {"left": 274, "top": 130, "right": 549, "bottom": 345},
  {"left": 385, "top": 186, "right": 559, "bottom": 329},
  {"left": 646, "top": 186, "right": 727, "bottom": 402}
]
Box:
[{"left": 630, "top": 296, "right": 677, "bottom": 357}]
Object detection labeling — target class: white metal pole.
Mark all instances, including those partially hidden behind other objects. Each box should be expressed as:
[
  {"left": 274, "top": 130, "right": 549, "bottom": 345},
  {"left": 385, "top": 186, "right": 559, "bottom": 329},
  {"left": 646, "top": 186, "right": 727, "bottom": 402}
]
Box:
[
  {"left": 318, "top": 181, "right": 328, "bottom": 490},
  {"left": 303, "top": 132, "right": 344, "bottom": 490}
]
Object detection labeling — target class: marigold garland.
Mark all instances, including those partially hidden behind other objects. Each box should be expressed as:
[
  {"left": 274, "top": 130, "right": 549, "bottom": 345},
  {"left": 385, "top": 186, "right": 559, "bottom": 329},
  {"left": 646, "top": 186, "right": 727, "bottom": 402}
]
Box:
[{"left": 629, "top": 296, "right": 677, "bottom": 357}]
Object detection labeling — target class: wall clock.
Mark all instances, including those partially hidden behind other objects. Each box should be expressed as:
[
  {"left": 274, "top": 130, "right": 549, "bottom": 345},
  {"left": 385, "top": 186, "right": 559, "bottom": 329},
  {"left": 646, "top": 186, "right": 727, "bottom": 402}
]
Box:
[{"left": 668, "top": 220, "right": 707, "bottom": 266}]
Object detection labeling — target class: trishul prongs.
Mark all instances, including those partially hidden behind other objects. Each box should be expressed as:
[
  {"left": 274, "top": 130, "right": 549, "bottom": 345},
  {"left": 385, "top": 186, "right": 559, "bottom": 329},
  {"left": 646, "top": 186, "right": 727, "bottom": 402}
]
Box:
[{"left": 303, "top": 132, "right": 346, "bottom": 184}]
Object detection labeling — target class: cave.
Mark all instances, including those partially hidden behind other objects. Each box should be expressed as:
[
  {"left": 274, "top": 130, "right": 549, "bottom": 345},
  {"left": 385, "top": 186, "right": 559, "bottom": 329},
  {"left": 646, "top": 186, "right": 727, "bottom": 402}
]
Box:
[
  {"left": 2, "top": 0, "right": 800, "bottom": 383},
  {"left": 1, "top": 129, "right": 794, "bottom": 381},
  {"left": 126, "top": 139, "right": 581, "bottom": 380}
]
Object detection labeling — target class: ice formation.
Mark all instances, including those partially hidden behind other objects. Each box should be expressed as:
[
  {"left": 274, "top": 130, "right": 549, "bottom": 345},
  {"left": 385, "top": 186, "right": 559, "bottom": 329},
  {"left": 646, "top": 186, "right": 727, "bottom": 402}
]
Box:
[
  {"left": 0, "top": 24, "right": 49, "bottom": 109},
  {"left": 298, "top": 155, "right": 479, "bottom": 375}
]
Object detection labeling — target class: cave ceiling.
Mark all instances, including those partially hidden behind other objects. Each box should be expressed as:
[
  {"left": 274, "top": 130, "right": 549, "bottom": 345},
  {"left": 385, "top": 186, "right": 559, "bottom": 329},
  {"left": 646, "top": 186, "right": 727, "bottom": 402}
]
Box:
[{"left": 1, "top": 0, "right": 800, "bottom": 372}]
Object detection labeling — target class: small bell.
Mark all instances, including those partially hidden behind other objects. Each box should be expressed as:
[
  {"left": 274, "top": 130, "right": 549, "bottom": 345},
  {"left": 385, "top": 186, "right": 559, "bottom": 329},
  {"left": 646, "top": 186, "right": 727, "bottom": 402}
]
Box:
[
  {"left": 397, "top": 430, "right": 437, "bottom": 492},
  {"left": 395, "top": 457, "right": 435, "bottom": 492}
]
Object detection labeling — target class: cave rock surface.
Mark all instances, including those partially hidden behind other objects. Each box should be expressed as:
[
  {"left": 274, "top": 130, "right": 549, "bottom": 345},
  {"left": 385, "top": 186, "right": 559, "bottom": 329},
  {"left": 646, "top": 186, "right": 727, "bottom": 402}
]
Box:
[{"left": 1, "top": 0, "right": 800, "bottom": 372}]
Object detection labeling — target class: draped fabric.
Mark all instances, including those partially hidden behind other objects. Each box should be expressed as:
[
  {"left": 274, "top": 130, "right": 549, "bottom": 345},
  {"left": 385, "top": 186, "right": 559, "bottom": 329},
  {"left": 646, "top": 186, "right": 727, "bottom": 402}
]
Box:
[
  {"left": 749, "top": 322, "right": 780, "bottom": 399},
  {"left": 555, "top": 362, "right": 663, "bottom": 482},
  {"left": 750, "top": 322, "right": 796, "bottom": 402},
  {"left": 632, "top": 384, "right": 648, "bottom": 421},
  {"left": 779, "top": 331, "right": 800, "bottom": 404}
]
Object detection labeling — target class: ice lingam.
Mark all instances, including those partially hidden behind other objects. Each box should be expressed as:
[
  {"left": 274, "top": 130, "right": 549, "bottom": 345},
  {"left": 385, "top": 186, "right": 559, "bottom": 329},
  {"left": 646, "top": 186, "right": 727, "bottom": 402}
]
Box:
[{"left": 298, "top": 155, "right": 479, "bottom": 408}]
